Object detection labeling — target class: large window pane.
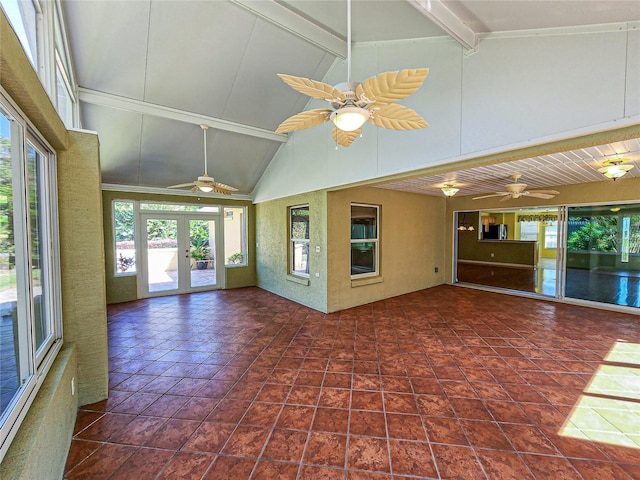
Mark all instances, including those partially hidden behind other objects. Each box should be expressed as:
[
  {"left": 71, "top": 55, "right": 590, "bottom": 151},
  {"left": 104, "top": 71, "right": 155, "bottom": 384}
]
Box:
[
  {"left": 351, "top": 204, "right": 378, "bottom": 277},
  {"left": 290, "top": 205, "right": 309, "bottom": 276},
  {"left": 566, "top": 205, "right": 640, "bottom": 308},
  {"left": 0, "top": 110, "right": 21, "bottom": 419},
  {"left": 0, "top": 0, "right": 38, "bottom": 68},
  {"left": 114, "top": 201, "right": 136, "bottom": 274},
  {"left": 26, "top": 142, "right": 50, "bottom": 354},
  {"left": 224, "top": 207, "right": 246, "bottom": 266}
]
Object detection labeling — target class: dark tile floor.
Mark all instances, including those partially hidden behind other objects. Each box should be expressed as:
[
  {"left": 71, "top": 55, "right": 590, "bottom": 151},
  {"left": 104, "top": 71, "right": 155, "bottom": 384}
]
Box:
[{"left": 64, "top": 285, "right": 640, "bottom": 479}]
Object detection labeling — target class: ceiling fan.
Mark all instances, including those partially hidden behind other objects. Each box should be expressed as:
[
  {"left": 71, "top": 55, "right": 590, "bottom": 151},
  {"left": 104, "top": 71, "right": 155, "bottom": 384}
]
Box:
[
  {"left": 472, "top": 174, "right": 559, "bottom": 201},
  {"left": 275, "top": 0, "right": 429, "bottom": 147},
  {"left": 168, "top": 124, "right": 238, "bottom": 195}
]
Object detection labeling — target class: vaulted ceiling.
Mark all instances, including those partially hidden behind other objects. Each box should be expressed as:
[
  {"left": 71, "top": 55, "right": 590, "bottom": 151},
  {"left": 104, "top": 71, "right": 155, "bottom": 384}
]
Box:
[{"left": 61, "top": 0, "right": 640, "bottom": 198}]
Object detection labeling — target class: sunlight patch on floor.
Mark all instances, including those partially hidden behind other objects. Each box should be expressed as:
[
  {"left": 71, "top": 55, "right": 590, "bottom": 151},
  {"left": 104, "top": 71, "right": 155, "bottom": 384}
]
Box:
[{"left": 559, "top": 341, "right": 640, "bottom": 449}]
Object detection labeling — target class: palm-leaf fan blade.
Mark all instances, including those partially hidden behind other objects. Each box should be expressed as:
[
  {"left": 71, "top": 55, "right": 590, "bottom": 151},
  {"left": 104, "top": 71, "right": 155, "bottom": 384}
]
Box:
[
  {"left": 277, "top": 74, "right": 347, "bottom": 103},
  {"left": 356, "top": 68, "right": 429, "bottom": 104},
  {"left": 332, "top": 126, "right": 362, "bottom": 147},
  {"left": 529, "top": 190, "right": 560, "bottom": 195},
  {"left": 472, "top": 193, "right": 509, "bottom": 200},
  {"left": 276, "top": 109, "right": 333, "bottom": 134},
  {"left": 368, "top": 104, "right": 429, "bottom": 131},
  {"left": 168, "top": 182, "right": 196, "bottom": 189},
  {"left": 528, "top": 193, "right": 555, "bottom": 199},
  {"left": 499, "top": 195, "right": 513, "bottom": 202}
]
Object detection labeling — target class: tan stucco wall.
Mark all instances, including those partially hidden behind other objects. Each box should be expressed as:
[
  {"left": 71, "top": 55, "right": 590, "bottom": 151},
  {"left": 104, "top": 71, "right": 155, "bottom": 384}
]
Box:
[
  {"left": 327, "top": 186, "right": 446, "bottom": 313},
  {"left": 256, "top": 191, "right": 328, "bottom": 312},
  {"left": 58, "top": 131, "right": 109, "bottom": 405},
  {"left": 102, "top": 191, "right": 257, "bottom": 304}
]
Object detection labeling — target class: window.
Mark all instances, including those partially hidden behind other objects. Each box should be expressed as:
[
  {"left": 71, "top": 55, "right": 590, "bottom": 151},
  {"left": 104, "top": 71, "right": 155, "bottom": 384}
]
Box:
[
  {"left": 544, "top": 221, "right": 557, "bottom": 249},
  {"left": 351, "top": 204, "right": 379, "bottom": 277},
  {"left": 520, "top": 221, "right": 538, "bottom": 241},
  {"left": 0, "top": 0, "right": 39, "bottom": 68},
  {"left": 113, "top": 201, "right": 136, "bottom": 275},
  {"left": 1, "top": 94, "right": 62, "bottom": 461},
  {"left": 0, "top": 0, "right": 78, "bottom": 128},
  {"left": 290, "top": 205, "right": 309, "bottom": 276},
  {"left": 224, "top": 207, "right": 247, "bottom": 266}
]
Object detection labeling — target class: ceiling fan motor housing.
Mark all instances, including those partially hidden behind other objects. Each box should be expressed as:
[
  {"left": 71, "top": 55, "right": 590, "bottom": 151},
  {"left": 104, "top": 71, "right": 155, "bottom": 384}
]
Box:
[{"left": 331, "top": 82, "right": 360, "bottom": 109}]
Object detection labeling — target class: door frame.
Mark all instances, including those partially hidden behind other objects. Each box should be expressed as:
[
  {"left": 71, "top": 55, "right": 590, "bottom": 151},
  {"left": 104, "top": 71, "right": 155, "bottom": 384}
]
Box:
[{"left": 138, "top": 211, "right": 224, "bottom": 298}]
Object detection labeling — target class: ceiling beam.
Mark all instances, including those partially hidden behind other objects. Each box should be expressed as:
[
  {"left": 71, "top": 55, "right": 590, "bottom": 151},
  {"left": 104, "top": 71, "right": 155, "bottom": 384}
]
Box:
[
  {"left": 230, "top": 0, "right": 347, "bottom": 59},
  {"left": 406, "top": 0, "right": 478, "bottom": 51},
  {"left": 78, "top": 88, "right": 288, "bottom": 143}
]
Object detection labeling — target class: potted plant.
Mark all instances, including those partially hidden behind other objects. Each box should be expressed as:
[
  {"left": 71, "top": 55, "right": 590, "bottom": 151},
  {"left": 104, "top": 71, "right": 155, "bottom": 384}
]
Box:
[{"left": 190, "top": 238, "right": 212, "bottom": 269}]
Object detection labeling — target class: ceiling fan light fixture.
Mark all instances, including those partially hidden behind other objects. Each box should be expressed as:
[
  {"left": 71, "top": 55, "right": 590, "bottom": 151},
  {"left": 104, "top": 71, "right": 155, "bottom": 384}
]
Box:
[
  {"left": 199, "top": 185, "right": 213, "bottom": 193},
  {"left": 330, "top": 106, "right": 370, "bottom": 132},
  {"left": 441, "top": 185, "right": 459, "bottom": 197},
  {"left": 598, "top": 159, "right": 634, "bottom": 180}
]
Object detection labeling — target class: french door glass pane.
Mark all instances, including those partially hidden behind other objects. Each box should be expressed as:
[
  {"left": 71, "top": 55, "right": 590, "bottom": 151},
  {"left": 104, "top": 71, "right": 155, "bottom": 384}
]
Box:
[
  {"left": 190, "top": 219, "right": 216, "bottom": 288},
  {"left": 146, "top": 218, "right": 178, "bottom": 292},
  {"left": 0, "top": 111, "right": 21, "bottom": 417},
  {"left": 566, "top": 205, "right": 640, "bottom": 308},
  {"left": 26, "top": 143, "right": 50, "bottom": 354}
]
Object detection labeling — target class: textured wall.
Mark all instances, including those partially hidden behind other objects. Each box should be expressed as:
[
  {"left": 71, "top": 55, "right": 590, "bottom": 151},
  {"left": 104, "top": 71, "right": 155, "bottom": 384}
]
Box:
[
  {"left": 256, "top": 191, "right": 328, "bottom": 312},
  {"left": 58, "top": 131, "right": 109, "bottom": 406},
  {"left": 327, "top": 186, "right": 446, "bottom": 313},
  {"left": 0, "top": 346, "right": 77, "bottom": 480}
]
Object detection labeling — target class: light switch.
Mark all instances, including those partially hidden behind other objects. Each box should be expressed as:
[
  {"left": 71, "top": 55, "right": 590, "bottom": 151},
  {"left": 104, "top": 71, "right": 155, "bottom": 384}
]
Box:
[{"left": 315, "top": 245, "right": 321, "bottom": 253}]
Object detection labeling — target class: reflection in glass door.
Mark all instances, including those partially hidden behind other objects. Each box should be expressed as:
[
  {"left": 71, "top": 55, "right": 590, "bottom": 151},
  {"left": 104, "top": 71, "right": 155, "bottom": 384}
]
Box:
[{"left": 565, "top": 204, "right": 640, "bottom": 308}]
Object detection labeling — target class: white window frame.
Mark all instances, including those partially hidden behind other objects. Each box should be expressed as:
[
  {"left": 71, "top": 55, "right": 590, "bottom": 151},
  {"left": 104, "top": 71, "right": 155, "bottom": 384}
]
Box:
[
  {"left": 113, "top": 200, "right": 137, "bottom": 277},
  {"left": 289, "top": 204, "right": 310, "bottom": 277},
  {"left": 0, "top": 88, "right": 63, "bottom": 463},
  {"left": 350, "top": 203, "right": 379, "bottom": 279},
  {"left": 0, "top": 0, "right": 79, "bottom": 128},
  {"left": 223, "top": 206, "right": 248, "bottom": 267}
]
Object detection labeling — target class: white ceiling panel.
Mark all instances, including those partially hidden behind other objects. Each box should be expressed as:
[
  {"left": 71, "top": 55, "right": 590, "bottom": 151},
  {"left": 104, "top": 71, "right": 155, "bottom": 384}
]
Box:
[
  {"left": 222, "top": 17, "right": 335, "bottom": 129},
  {"left": 136, "top": 116, "right": 276, "bottom": 192},
  {"left": 80, "top": 104, "right": 143, "bottom": 184},
  {"left": 62, "top": 1, "right": 150, "bottom": 99},
  {"left": 143, "top": 1, "right": 256, "bottom": 117}
]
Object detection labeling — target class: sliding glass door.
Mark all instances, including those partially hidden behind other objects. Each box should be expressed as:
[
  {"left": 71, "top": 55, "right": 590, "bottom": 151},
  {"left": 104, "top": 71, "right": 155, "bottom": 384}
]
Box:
[
  {"left": 454, "top": 204, "right": 640, "bottom": 310},
  {"left": 565, "top": 204, "right": 640, "bottom": 308}
]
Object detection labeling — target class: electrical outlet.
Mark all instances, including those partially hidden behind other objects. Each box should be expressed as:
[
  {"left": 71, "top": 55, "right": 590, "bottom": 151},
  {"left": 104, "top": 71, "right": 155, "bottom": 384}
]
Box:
[
  {"left": 434, "top": 267, "right": 439, "bottom": 273},
  {"left": 491, "top": 253, "right": 495, "bottom": 257}
]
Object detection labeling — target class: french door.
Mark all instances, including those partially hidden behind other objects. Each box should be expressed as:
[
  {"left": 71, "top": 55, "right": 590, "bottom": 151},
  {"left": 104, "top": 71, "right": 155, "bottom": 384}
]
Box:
[{"left": 140, "top": 212, "right": 223, "bottom": 297}]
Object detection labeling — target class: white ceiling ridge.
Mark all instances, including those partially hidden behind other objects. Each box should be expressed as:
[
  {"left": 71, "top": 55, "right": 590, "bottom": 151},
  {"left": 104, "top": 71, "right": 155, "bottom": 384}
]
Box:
[
  {"left": 78, "top": 88, "right": 288, "bottom": 143},
  {"left": 406, "top": 0, "right": 478, "bottom": 52},
  {"left": 101, "top": 182, "right": 253, "bottom": 200},
  {"left": 230, "top": 0, "right": 347, "bottom": 59},
  {"left": 477, "top": 21, "right": 640, "bottom": 41}
]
